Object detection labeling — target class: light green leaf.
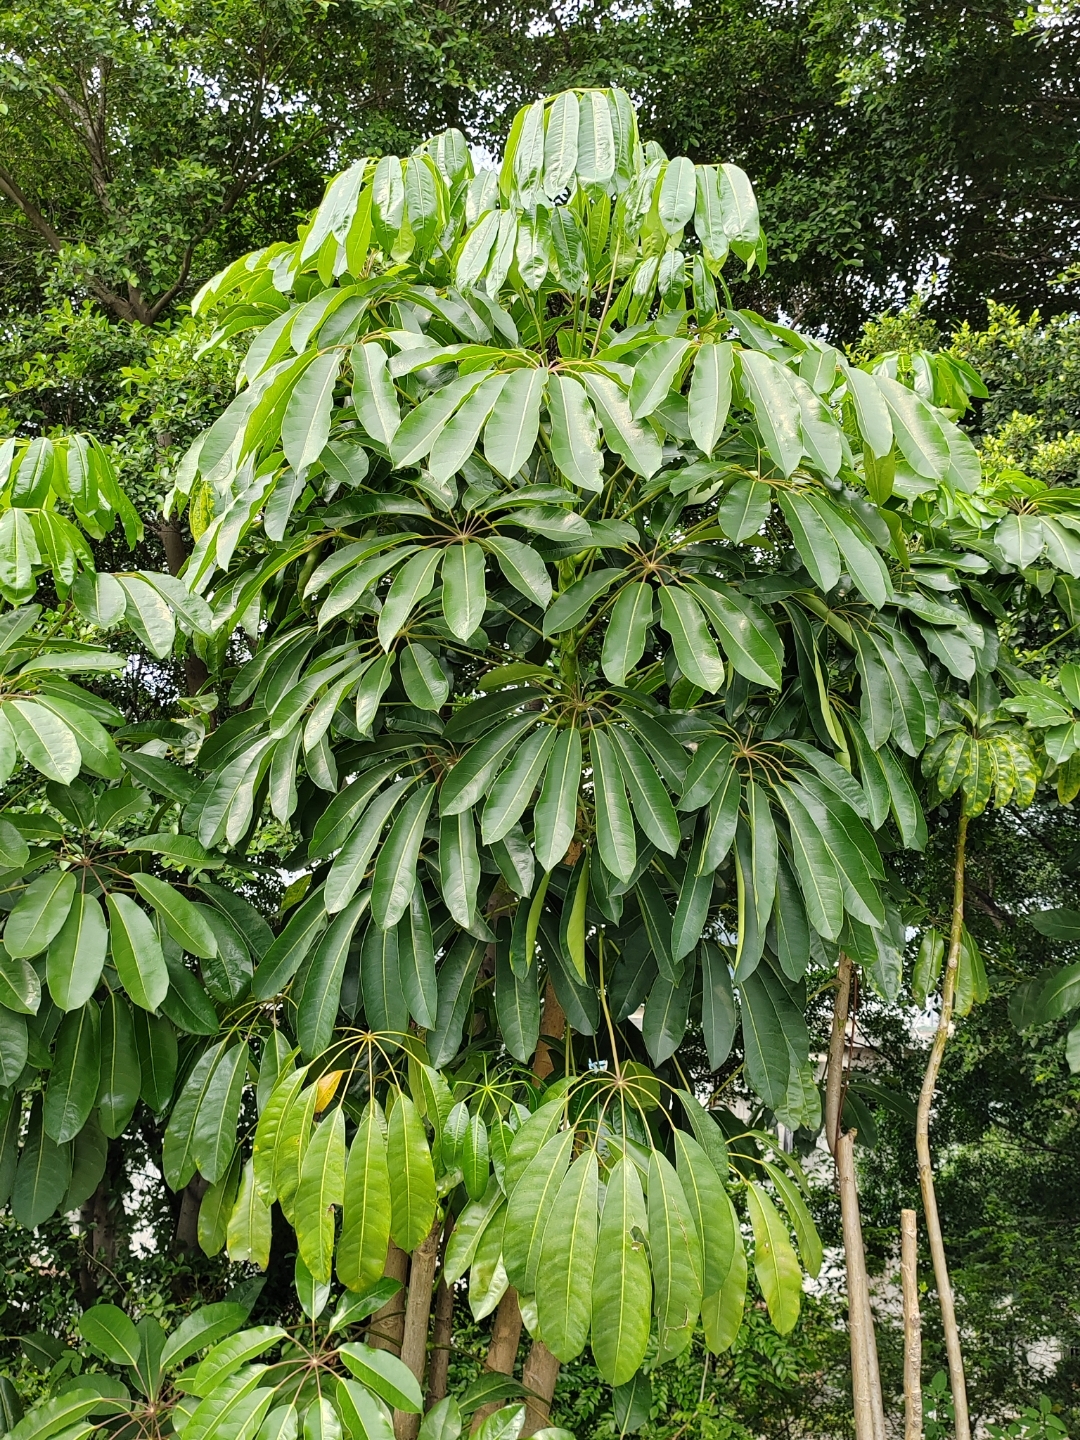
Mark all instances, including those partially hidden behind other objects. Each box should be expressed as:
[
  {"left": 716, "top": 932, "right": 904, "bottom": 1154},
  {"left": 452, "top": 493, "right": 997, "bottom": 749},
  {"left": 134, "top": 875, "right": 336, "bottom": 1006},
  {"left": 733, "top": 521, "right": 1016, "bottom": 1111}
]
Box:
[
  {"left": 295, "top": 1108, "right": 347, "bottom": 1283},
  {"left": 387, "top": 1093, "right": 436, "bottom": 1251},
  {"left": 106, "top": 893, "right": 169, "bottom": 1011},
  {"left": 131, "top": 875, "right": 218, "bottom": 962},
  {"left": 5, "top": 870, "right": 77, "bottom": 959},
  {"left": 746, "top": 1181, "right": 802, "bottom": 1334},
  {"left": 484, "top": 368, "right": 546, "bottom": 478},
  {"left": 338, "top": 1103, "right": 392, "bottom": 1294},
  {"left": 547, "top": 375, "right": 604, "bottom": 492},
  {"left": 4, "top": 700, "right": 81, "bottom": 783},
  {"left": 442, "top": 543, "right": 487, "bottom": 640},
  {"left": 282, "top": 351, "right": 342, "bottom": 474}
]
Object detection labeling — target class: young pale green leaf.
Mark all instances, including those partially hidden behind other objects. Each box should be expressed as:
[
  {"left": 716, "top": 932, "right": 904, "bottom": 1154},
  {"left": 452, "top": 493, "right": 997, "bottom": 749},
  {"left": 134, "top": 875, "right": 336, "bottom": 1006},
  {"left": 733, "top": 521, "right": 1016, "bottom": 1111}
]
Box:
[
  {"left": 761, "top": 1160, "right": 822, "bottom": 1279},
  {"left": 701, "top": 1240, "right": 747, "bottom": 1354},
  {"left": 672, "top": 1129, "right": 736, "bottom": 1297},
  {"left": 337, "top": 1103, "right": 392, "bottom": 1294},
  {"left": 502, "top": 1126, "right": 575, "bottom": 1294},
  {"left": 746, "top": 1181, "right": 802, "bottom": 1334},
  {"left": 340, "top": 1342, "right": 423, "bottom": 1415}
]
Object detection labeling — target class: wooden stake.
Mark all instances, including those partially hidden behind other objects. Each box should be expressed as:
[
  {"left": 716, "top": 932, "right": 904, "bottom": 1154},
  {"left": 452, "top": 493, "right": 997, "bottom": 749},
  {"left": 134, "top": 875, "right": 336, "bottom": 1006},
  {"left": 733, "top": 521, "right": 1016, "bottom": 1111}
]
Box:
[{"left": 901, "top": 1208, "right": 923, "bottom": 1440}]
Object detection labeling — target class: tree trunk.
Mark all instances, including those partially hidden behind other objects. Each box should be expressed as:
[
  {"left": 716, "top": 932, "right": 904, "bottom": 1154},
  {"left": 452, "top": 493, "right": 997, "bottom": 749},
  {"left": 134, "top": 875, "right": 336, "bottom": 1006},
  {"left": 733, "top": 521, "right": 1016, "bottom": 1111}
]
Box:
[
  {"left": 916, "top": 810, "right": 971, "bottom": 1440},
  {"left": 837, "top": 1133, "right": 886, "bottom": 1440},
  {"left": 901, "top": 1208, "right": 923, "bottom": 1440},
  {"left": 521, "top": 1340, "right": 560, "bottom": 1436},
  {"left": 172, "top": 1174, "right": 208, "bottom": 1255},
  {"left": 78, "top": 1151, "right": 123, "bottom": 1303},
  {"left": 470, "top": 1291, "right": 523, "bottom": 1431},
  {"left": 531, "top": 981, "right": 565, "bottom": 1083},
  {"left": 397, "top": 1221, "right": 442, "bottom": 1440},
  {"left": 426, "top": 1279, "right": 454, "bottom": 1410},
  {"left": 826, "top": 954, "right": 886, "bottom": 1440},
  {"left": 369, "top": 1241, "right": 410, "bottom": 1355}
]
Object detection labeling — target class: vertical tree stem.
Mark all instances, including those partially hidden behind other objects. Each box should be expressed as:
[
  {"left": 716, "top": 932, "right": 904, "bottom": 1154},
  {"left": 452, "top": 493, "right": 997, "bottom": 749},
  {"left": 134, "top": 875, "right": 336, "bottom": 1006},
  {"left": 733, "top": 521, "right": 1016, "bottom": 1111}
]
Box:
[
  {"left": 425, "top": 1278, "right": 454, "bottom": 1410},
  {"left": 827, "top": 953, "right": 885, "bottom": 1440},
  {"left": 470, "top": 1291, "right": 523, "bottom": 1431},
  {"left": 397, "top": 1221, "right": 443, "bottom": 1440},
  {"left": 521, "top": 1340, "right": 561, "bottom": 1436},
  {"left": 901, "top": 1208, "right": 923, "bottom": 1440},
  {"left": 825, "top": 952, "right": 853, "bottom": 1155},
  {"left": 837, "top": 1132, "right": 885, "bottom": 1440},
  {"left": 369, "top": 1241, "right": 410, "bottom": 1354},
  {"left": 916, "top": 808, "right": 971, "bottom": 1440}
]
